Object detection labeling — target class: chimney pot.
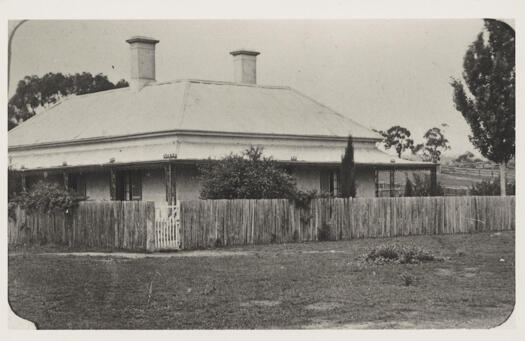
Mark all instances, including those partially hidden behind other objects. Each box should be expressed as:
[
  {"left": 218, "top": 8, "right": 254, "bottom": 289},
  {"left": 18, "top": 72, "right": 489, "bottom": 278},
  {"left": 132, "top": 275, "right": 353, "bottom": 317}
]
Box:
[
  {"left": 230, "top": 50, "right": 260, "bottom": 84},
  {"left": 126, "top": 36, "right": 159, "bottom": 91}
]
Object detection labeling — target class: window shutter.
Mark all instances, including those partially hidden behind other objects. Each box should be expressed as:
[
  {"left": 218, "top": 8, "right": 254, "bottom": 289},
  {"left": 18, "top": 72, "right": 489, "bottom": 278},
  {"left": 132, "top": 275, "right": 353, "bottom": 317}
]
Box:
[{"left": 131, "top": 170, "right": 142, "bottom": 201}]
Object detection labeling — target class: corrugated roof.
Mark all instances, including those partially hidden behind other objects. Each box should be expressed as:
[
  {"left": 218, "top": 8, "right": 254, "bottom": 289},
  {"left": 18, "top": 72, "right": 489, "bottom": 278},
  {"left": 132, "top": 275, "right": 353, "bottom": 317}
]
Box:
[{"left": 8, "top": 79, "right": 381, "bottom": 147}]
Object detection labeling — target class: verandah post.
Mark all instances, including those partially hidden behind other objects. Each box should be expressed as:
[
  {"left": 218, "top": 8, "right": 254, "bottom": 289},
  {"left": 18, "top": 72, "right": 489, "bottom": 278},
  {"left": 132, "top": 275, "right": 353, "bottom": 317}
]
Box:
[
  {"left": 164, "top": 163, "right": 177, "bottom": 205},
  {"left": 21, "top": 172, "right": 26, "bottom": 192},
  {"left": 109, "top": 168, "right": 117, "bottom": 200},
  {"left": 165, "top": 163, "right": 171, "bottom": 203},
  {"left": 63, "top": 171, "right": 69, "bottom": 190}
]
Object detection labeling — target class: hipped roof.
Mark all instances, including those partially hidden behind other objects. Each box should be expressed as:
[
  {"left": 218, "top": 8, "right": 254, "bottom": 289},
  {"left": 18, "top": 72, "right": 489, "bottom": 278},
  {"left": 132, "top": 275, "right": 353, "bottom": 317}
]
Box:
[{"left": 8, "top": 79, "right": 382, "bottom": 148}]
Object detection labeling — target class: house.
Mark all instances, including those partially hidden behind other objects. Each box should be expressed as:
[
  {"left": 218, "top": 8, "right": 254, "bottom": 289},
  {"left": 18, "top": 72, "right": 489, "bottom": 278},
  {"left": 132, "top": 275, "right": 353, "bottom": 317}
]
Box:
[{"left": 8, "top": 36, "right": 438, "bottom": 204}]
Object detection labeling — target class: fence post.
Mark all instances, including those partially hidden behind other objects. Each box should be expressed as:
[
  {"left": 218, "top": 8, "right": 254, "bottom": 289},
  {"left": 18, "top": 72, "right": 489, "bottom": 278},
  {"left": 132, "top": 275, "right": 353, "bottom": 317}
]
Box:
[{"left": 146, "top": 202, "right": 156, "bottom": 252}]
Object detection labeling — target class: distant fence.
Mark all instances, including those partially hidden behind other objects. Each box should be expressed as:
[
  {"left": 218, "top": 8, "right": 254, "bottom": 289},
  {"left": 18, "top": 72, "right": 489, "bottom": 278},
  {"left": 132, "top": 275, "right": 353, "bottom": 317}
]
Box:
[
  {"left": 8, "top": 196, "right": 515, "bottom": 252},
  {"left": 441, "top": 165, "right": 515, "bottom": 181},
  {"left": 8, "top": 201, "right": 155, "bottom": 251},
  {"left": 179, "top": 196, "right": 515, "bottom": 250}
]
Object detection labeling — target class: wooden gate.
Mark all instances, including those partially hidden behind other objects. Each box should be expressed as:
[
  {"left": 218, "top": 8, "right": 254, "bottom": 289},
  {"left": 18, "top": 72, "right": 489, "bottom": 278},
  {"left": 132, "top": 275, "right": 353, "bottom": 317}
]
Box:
[{"left": 154, "top": 203, "right": 180, "bottom": 250}]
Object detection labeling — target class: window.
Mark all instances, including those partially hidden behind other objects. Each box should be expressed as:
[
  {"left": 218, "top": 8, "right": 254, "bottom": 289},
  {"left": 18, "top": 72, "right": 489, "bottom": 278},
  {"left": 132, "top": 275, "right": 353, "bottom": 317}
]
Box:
[
  {"left": 116, "top": 170, "right": 142, "bottom": 201},
  {"left": 320, "top": 170, "right": 339, "bottom": 196},
  {"left": 69, "top": 173, "right": 86, "bottom": 197}
]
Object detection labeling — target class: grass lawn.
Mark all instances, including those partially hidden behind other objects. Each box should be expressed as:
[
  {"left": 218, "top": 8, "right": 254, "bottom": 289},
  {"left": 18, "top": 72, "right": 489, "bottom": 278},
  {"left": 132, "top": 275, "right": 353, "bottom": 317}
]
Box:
[{"left": 9, "top": 231, "right": 514, "bottom": 329}]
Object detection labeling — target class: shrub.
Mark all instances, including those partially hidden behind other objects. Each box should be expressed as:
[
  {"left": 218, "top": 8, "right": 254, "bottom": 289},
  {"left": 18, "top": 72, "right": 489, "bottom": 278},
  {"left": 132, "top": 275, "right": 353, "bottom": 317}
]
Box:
[
  {"left": 410, "top": 173, "right": 444, "bottom": 196},
  {"left": 361, "top": 243, "right": 443, "bottom": 265},
  {"left": 293, "top": 189, "right": 318, "bottom": 209},
  {"left": 10, "top": 180, "right": 86, "bottom": 214},
  {"left": 470, "top": 177, "right": 515, "bottom": 195},
  {"left": 404, "top": 176, "right": 414, "bottom": 196},
  {"left": 198, "top": 146, "right": 297, "bottom": 199},
  {"left": 292, "top": 189, "right": 332, "bottom": 210},
  {"left": 318, "top": 223, "right": 332, "bottom": 241},
  {"left": 8, "top": 201, "right": 18, "bottom": 221}
]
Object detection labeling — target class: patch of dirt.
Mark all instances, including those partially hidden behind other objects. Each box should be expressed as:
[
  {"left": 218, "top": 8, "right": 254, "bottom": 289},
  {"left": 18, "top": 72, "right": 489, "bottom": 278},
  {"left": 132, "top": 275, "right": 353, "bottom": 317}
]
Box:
[
  {"left": 299, "top": 250, "right": 345, "bottom": 254},
  {"left": 303, "top": 318, "right": 417, "bottom": 329},
  {"left": 239, "top": 300, "right": 281, "bottom": 308},
  {"left": 305, "top": 302, "right": 344, "bottom": 311},
  {"left": 31, "top": 250, "right": 253, "bottom": 259},
  {"left": 435, "top": 268, "right": 453, "bottom": 276},
  {"left": 303, "top": 315, "right": 514, "bottom": 329},
  {"left": 463, "top": 267, "right": 478, "bottom": 278}
]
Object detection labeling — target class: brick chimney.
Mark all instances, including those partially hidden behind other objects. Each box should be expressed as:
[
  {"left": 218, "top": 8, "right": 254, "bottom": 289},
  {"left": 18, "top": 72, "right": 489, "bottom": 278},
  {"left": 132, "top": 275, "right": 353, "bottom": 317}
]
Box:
[
  {"left": 126, "top": 36, "right": 159, "bottom": 91},
  {"left": 230, "top": 50, "right": 260, "bottom": 84}
]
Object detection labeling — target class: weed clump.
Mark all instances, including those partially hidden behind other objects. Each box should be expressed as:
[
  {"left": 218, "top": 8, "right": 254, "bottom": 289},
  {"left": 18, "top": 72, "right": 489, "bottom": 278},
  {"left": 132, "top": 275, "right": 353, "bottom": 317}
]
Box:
[
  {"left": 399, "top": 272, "right": 415, "bottom": 286},
  {"left": 361, "top": 243, "right": 443, "bottom": 265}
]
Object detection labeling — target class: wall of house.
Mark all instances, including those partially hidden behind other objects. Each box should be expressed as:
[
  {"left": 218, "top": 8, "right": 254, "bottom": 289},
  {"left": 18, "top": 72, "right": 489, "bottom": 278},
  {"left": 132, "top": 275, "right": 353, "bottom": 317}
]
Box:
[
  {"left": 175, "top": 165, "right": 201, "bottom": 201},
  {"left": 168, "top": 164, "right": 378, "bottom": 200},
  {"left": 142, "top": 168, "right": 166, "bottom": 203},
  {"left": 292, "top": 165, "right": 376, "bottom": 197},
  {"left": 355, "top": 167, "right": 376, "bottom": 197},
  {"left": 21, "top": 163, "right": 377, "bottom": 204},
  {"left": 292, "top": 166, "right": 321, "bottom": 192},
  {"left": 85, "top": 171, "right": 110, "bottom": 201}
]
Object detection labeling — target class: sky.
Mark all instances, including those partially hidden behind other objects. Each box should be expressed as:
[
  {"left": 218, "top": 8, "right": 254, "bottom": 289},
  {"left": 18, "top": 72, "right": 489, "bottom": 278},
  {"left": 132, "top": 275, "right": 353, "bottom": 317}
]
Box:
[{"left": 9, "top": 19, "right": 490, "bottom": 156}]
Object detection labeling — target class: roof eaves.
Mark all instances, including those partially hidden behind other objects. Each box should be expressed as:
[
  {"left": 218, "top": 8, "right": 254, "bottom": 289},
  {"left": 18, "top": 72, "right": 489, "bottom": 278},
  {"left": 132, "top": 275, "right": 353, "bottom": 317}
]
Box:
[{"left": 8, "top": 129, "right": 381, "bottom": 151}]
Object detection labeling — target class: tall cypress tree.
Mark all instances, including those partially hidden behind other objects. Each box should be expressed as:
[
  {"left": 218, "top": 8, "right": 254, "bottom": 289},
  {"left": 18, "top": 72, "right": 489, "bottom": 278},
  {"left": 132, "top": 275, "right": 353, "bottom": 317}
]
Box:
[
  {"left": 451, "top": 19, "right": 514, "bottom": 196},
  {"left": 340, "top": 135, "right": 356, "bottom": 198}
]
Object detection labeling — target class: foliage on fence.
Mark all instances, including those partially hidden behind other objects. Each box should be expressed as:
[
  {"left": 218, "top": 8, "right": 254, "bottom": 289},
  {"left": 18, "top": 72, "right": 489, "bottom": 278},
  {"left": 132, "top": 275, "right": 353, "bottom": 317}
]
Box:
[
  {"left": 8, "top": 201, "right": 154, "bottom": 251},
  {"left": 178, "top": 196, "right": 515, "bottom": 250}
]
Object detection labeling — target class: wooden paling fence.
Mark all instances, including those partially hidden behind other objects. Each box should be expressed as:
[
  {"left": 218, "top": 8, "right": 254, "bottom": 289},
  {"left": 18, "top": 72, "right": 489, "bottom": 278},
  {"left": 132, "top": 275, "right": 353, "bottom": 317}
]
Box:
[
  {"left": 8, "top": 201, "right": 155, "bottom": 251},
  {"left": 8, "top": 196, "right": 515, "bottom": 252},
  {"left": 178, "top": 196, "right": 515, "bottom": 250}
]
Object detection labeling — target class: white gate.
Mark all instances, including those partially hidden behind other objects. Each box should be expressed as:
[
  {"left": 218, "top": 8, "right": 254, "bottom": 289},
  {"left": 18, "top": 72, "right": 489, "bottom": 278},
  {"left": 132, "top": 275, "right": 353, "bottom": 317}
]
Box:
[{"left": 154, "top": 202, "right": 180, "bottom": 250}]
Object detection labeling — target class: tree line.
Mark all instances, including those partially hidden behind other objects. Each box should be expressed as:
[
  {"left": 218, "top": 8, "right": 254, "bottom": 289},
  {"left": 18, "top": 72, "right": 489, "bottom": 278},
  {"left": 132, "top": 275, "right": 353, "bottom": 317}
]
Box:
[{"left": 373, "top": 125, "right": 450, "bottom": 163}]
